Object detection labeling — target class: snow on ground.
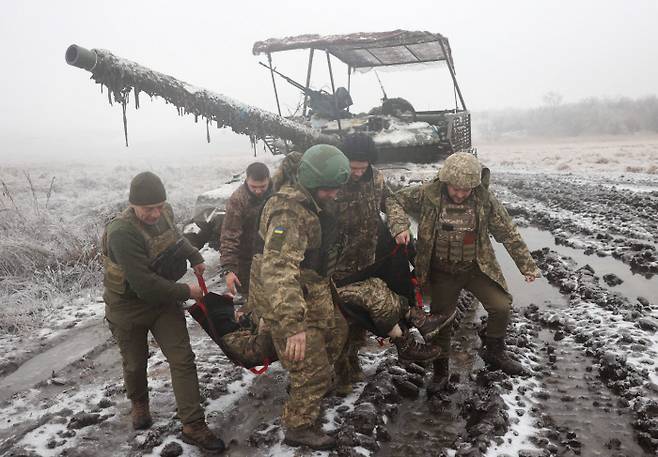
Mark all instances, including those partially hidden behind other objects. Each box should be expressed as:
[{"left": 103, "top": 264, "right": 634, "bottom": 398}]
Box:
[
  {"left": 485, "top": 377, "right": 542, "bottom": 457},
  {"left": 2, "top": 135, "right": 658, "bottom": 455}
]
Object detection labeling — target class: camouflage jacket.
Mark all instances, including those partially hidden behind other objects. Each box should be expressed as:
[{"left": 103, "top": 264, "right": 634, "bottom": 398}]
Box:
[
  {"left": 395, "top": 167, "right": 539, "bottom": 291},
  {"left": 256, "top": 183, "right": 334, "bottom": 339},
  {"left": 333, "top": 166, "right": 410, "bottom": 279},
  {"left": 102, "top": 204, "right": 202, "bottom": 307},
  {"left": 219, "top": 181, "right": 272, "bottom": 278}
]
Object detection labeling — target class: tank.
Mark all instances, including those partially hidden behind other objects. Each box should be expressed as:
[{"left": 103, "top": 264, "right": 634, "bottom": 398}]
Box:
[{"left": 65, "top": 29, "right": 471, "bottom": 162}]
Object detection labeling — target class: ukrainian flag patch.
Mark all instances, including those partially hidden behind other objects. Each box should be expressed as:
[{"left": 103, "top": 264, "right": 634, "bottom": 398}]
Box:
[{"left": 269, "top": 226, "right": 287, "bottom": 251}]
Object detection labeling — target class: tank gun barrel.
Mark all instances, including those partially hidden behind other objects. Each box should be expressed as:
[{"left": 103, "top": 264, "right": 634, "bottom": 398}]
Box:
[{"left": 65, "top": 44, "right": 339, "bottom": 149}]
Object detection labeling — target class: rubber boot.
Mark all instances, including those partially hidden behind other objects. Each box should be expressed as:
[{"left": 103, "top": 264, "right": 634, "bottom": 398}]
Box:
[
  {"left": 284, "top": 425, "right": 337, "bottom": 450},
  {"left": 407, "top": 307, "right": 457, "bottom": 340},
  {"left": 130, "top": 399, "right": 152, "bottom": 430},
  {"left": 482, "top": 337, "right": 527, "bottom": 375},
  {"left": 426, "top": 358, "right": 450, "bottom": 396},
  {"left": 390, "top": 330, "right": 443, "bottom": 362},
  {"left": 182, "top": 418, "right": 226, "bottom": 452}
]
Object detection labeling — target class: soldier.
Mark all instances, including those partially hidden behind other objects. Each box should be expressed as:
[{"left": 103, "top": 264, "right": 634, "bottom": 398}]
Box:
[
  {"left": 395, "top": 152, "right": 540, "bottom": 394},
  {"left": 220, "top": 162, "right": 272, "bottom": 296},
  {"left": 333, "top": 133, "right": 453, "bottom": 394},
  {"left": 249, "top": 145, "right": 350, "bottom": 450},
  {"left": 102, "top": 172, "right": 224, "bottom": 452}
]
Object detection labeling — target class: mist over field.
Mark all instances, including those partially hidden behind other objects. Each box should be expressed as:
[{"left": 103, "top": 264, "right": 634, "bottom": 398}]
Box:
[{"left": 1, "top": 1, "right": 658, "bottom": 456}]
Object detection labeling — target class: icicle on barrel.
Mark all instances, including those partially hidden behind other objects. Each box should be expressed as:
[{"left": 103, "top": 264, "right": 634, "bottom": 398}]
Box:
[{"left": 65, "top": 44, "right": 339, "bottom": 149}]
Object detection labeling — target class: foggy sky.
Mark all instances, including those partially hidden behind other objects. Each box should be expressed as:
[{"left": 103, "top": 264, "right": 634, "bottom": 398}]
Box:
[{"left": 1, "top": 0, "right": 656, "bottom": 163}]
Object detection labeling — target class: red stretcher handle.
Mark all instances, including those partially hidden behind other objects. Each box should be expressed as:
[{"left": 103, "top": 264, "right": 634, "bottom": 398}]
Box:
[{"left": 195, "top": 272, "right": 270, "bottom": 375}]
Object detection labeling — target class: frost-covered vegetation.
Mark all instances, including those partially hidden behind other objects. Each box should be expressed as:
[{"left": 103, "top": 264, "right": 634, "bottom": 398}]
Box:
[
  {"left": 475, "top": 95, "right": 658, "bottom": 140},
  {"left": 0, "top": 154, "right": 260, "bottom": 334}
]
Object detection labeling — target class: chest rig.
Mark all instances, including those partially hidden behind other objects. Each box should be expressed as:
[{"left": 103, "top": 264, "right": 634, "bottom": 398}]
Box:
[
  {"left": 432, "top": 193, "right": 477, "bottom": 273},
  {"left": 102, "top": 207, "right": 178, "bottom": 295},
  {"left": 298, "top": 204, "right": 340, "bottom": 278}
]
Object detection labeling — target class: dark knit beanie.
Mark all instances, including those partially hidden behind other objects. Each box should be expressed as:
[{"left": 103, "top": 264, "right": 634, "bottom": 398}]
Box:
[
  {"left": 129, "top": 172, "right": 166, "bottom": 205},
  {"left": 341, "top": 133, "right": 378, "bottom": 163}
]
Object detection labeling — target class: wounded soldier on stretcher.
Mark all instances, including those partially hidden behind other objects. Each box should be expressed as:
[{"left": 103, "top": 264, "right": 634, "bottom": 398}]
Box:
[{"left": 190, "top": 227, "right": 455, "bottom": 371}]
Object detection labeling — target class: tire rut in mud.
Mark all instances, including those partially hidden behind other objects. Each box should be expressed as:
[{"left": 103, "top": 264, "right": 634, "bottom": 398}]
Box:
[
  {"left": 527, "top": 247, "right": 658, "bottom": 454},
  {"left": 494, "top": 172, "right": 658, "bottom": 275}
]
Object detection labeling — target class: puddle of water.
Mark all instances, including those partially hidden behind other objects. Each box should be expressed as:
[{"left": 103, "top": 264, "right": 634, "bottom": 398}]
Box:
[
  {"left": 0, "top": 322, "right": 109, "bottom": 402},
  {"left": 499, "top": 226, "right": 658, "bottom": 302},
  {"left": 492, "top": 235, "right": 568, "bottom": 311}
]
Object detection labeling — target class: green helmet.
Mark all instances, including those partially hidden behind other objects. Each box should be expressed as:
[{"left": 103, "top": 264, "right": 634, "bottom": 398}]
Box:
[
  {"left": 297, "top": 144, "right": 350, "bottom": 189},
  {"left": 438, "top": 152, "right": 482, "bottom": 188}
]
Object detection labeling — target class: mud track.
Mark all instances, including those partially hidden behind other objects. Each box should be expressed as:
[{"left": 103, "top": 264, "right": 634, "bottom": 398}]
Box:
[{"left": 2, "top": 170, "right": 657, "bottom": 456}]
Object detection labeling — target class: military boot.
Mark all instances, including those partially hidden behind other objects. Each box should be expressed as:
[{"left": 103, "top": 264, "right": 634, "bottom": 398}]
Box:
[
  {"left": 182, "top": 418, "right": 226, "bottom": 452},
  {"left": 407, "top": 307, "right": 457, "bottom": 341},
  {"left": 427, "top": 357, "right": 450, "bottom": 396},
  {"left": 130, "top": 398, "right": 152, "bottom": 430},
  {"left": 284, "top": 425, "right": 337, "bottom": 450},
  {"left": 391, "top": 330, "right": 443, "bottom": 362},
  {"left": 482, "top": 337, "right": 527, "bottom": 376}
]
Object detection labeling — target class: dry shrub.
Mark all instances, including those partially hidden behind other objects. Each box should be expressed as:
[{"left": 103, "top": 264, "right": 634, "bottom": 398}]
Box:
[
  {"left": 594, "top": 157, "right": 610, "bottom": 164},
  {"left": 646, "top": 164, "right": 658, "bottom": 174},
  {"left": 625, "top": 166, "right": 644, "bottom": 173},
  {"left": 557, "top": 162, "right": 571, "bottom": 171}
]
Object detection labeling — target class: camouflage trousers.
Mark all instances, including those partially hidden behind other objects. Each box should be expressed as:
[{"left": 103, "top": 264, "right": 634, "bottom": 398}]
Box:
[
  {"left": 105, "top": 302, "right": 204, "bottom": 424},
  {"left": 219, "top": 326, "right": 278, "bottom": 368},
  {"left": 337, "top": 277, "right": 407, "bottom": 335},
  {"left": 430, "top": 267, "right": 512, "bottom": 354},
  {"left": 266, "top": 305, "right": 347, "bottom": 430},
  {"left": 334, "top": 277, "right": 407, "bottom": 385}
]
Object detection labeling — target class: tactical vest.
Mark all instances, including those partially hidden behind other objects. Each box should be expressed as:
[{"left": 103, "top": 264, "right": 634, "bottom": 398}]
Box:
[
  {"left": 299, "top": 207, "right": 340, "bottom": 278},
  {"left": 102, "top": 206, "right": 178, "bottom": 295},
  {"left": 431, "top": 193, "right": 477, "bottom": 274}
]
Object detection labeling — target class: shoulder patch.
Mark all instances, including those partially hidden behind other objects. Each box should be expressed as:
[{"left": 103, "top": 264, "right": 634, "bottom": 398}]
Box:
[{"left": 268, "top": 226, "right": 287, "bottom": 252}]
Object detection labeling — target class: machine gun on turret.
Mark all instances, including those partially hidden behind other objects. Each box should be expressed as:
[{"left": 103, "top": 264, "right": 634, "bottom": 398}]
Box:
[{"left": 258, "top": 62, "right": 352, "bottom": 120}]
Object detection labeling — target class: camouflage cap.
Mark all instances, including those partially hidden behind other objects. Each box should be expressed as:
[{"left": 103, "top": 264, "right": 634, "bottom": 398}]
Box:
[
  {"left": 438, "top": 152, "right": 482, "bottom": 189},
  {"left": 297, "top": 144, "right": 350, "bottom": 189}
]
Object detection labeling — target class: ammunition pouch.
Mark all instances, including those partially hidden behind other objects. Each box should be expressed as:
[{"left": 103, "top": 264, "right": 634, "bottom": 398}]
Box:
[
  {"left": 103, "top": 256, "right": 127, "bottom": 295},
  {"left": 149, "top": 238, "right": 188, "bottom": 281}
]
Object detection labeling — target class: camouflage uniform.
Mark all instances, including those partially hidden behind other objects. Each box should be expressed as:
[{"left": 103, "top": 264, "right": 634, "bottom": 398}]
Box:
[
  {"left": 102, "top": 204, "right": 205, "bottom": 425},
  {"left": 395, "top": 164, "right": 540, "bottom": 353},
  {"left": 219, "top": 181, "right": 272, "bottom": 295},
  {"left": 249, "top": 183, "right": 347, "bottom": 430},
  {"left": 333, "top": 166, "right": 409, "bottom": 279},
  {"left": 331, "top": 166, "right": 410, "bottom": 381}
]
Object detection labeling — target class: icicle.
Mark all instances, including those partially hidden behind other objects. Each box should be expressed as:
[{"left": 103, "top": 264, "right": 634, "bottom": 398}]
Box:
[
  {"left": 122, "top": 101, "right": 129, "bottom": 147},
  {"left": 108, "top": 89, "right": 113, "bottom": 106},
  {"left": 206, "top": 118, "right": 210, "bottom": 143},
  {"left": 135, "top": 89, "right": 140, "bottom": 110},
  {"left": 194, "top": 114, "right": 198, "bottom": 123},
  {"left": 100, "top": 83, "right": 104, "bottom": 94}
]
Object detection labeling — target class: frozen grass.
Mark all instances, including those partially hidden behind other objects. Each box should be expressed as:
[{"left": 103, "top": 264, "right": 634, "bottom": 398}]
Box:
[
  {"left": 478, "top": 134, "right": 658, "bottom": 174},
  {"left": 0, "top": 150, "right": 277, "bottom": 335}
]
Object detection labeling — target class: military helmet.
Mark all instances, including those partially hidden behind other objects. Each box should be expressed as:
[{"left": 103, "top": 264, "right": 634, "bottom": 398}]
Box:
[
  {"left": 341, "top": 133, "right": 378, "bottom": 163},
  {"left": 297, "top": 144, "right": 350, "bottom": 189},
  {"left": 438, "top": 152, "right": 482, "bottom": 189}
]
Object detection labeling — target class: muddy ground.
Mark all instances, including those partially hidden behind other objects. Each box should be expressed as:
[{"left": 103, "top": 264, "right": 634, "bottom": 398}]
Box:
[{"left": 2, "top": 147, "right": 658, "bottom": 457}]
